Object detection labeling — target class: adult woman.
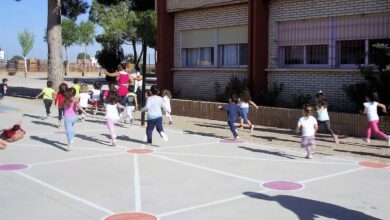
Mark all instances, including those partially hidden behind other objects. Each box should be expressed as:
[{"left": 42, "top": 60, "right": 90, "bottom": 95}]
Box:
[{"left": 105, "top": 63, "right": 132, "bottom": 103}]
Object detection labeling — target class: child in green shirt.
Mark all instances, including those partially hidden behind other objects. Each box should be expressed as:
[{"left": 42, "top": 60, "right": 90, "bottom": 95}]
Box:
[{"left": 35, "top": 81, "right": 56, "bottom": 118}]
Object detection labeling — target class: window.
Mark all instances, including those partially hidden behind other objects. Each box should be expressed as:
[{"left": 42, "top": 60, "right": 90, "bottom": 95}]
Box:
[
  {"left": 218, "top": 43, "right": 248, "bottom": 67},
  {"left": 280, "top": 45, "right": 328, "bottom": 66},
  {"left": 278, "top": 13, "right": 390, "bottom": 68},
  {"left": 282, "top": 46, "right": 304, "bottom": 65},
  {"left": 182, "top": 47, "right": 214, "bottom": 67},
  {"left": 307, "top": 45, "right": 328, "bottom": 64}
]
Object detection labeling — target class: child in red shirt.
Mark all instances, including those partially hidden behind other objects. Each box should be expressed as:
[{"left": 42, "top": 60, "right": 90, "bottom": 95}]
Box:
[{"left": 55, "top": 83, "right": 68, "bottom": 128}]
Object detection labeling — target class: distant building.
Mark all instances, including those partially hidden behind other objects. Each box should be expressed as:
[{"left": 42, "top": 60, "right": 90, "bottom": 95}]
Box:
[{"left": 156, "top": 0, "right": 390, "bottom": 110}]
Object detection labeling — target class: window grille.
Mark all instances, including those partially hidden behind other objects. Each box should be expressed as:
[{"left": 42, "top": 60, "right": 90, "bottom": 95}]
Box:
[{"left": 278, "top": 13, "right": 390, "bottom": 68}]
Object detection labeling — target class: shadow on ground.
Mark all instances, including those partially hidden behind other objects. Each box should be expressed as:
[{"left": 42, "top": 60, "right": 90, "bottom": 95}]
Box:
[
  {"left": 238, "top": 146, "right": 299, "bottom": 159},
  {"left": 244, "top": 192, "right": 380, "bottom": 220},
  {"left": 9, "top": 87, "right": 40, "bottom": 99},
  {"left": 334, "top": 149, "right": 390, "bottom": 159},
  {"left": 183, "top": 130, "right": 226, "bottom": 139},
  {"left": 30, "top": 135, "right": 68, "bottom": 151}
]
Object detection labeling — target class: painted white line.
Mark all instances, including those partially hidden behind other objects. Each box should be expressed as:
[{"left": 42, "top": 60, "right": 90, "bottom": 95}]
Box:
[
  {"left": 151, "top": 154, "right": 262, "bottom": 184},
  {"left": 134, "top": 154, "right": 142, "bottom": 211},
  {"left": 155, "top": 141, "right": 220, "bottom": 151},
  {"left": 157, "top": 189, "right": 270, "bottom": 218},
  {"left": 300, "top": 167, "right": 366, "bottom": 184},
  {"left": 15, "top": 171, "right": 115, "bottom": 215},
  {"left": 30, "top": 152, "right": 127, "bottom": 166},
  {"left": 154, "top": 152, "right": 354, "bottom": 165},
  {"left": 11, "top": 143, "right": 121, "bottom": 152}
]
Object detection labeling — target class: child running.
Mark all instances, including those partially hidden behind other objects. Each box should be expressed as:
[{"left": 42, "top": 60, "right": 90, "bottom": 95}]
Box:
[
  {"left": 35, "top": 80, "right": 56, "bottom": 118},
  {"left": 362, "top": 92, "right": 390, "bottom": 146},
  {"left": 141, "top": 85, "right": 169, "bottom": 145},
  {"left": 54, "top": 83, "right": 68, "bottom": 128},
  {"left": 79, "top": 84, "right": 91, "bottom": 122},
  {"left": 239, "top": 89, "right": 258, "bottom": 132},
  {"left": 105, "top": 92, "right": 125, "bottom": 146},
  {"left": 0, "top": 78, "right": 8, "bottom": 100},
  {"left": 296, "top": 104, "right": 318, "bottom": 159},
  {"left": 91, "top": 82, "right": 102, "bottom": 114},
  {"left": 63, "top": 88, "right": 87, "bottom": 150},
  {"left": 73, "top": 79, "right": 81, "bottom": 99},
  {"left": 162, "top": 89, "right": 173, "bottom": 125},
  {"left": 315, "top": 91, "right": 339, "bottom": 145},
  {"left": 219, "top": 95, "right": 241, "bottom": 139},
  {"left": 124, "top": 85, "right": 138, "bottom": 125}
]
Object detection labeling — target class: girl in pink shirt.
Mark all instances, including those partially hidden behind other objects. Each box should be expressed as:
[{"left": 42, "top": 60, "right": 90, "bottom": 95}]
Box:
[{"left": 63, "top": 88, "right": 86, "bottom": 150}]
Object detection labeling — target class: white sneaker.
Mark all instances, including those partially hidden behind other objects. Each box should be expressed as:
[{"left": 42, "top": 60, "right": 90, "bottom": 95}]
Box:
[
  {"left": 305, "top": 154, "right": 313, "bottom": 159},
  {"left": 234, "top": 136, "right": 240, "bottom": 140},
  {"left": 160, "top": 131, "right": 169, "bottom": 142},
  {"left": 250, "top": 125, "right": 255, "bottom": 133},
  {"left": 363, "top": 138, "right": 370, "bottom": 144}
]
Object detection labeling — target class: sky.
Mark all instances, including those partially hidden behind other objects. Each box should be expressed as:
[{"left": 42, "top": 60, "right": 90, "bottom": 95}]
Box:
[{"left": 0, "top": 0, "right": 154, "bottom": 63}]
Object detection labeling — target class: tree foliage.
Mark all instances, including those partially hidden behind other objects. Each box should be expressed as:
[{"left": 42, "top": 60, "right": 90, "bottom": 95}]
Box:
[
  {"left": 343, "top": 43, "right": 390, "bottom": 111},
  {"left": 18, "top": 29, "right": 34, "bottom": 57},
  {"left": 77, "top": 21, "right": 95, "bottom": 46},
  {"left": 90, "top": 0, "right": 156, "bottom": 67},
  {"left": 62, "top": 18, "right": 78, "bottom": 48}
]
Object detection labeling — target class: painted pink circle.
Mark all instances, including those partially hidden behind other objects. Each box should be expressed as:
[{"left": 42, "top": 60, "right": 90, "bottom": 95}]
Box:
[
  {"left": 359, "top": 162, "right": 390, "bottom": 168},
  {"left": 0, "top": 163, "right": 29, "bottom": 171},
  {"left": 104, "top": 212, "right": 157, "bottom": 220},
  {"left": 220, "top": 138, "right": 244, "bottom": 143},
  {"left": 262, "top": 181, "right": 303, "bottom": 190},
  {"left": 127, "top": 149, "right": 154, "bottom": 154}
]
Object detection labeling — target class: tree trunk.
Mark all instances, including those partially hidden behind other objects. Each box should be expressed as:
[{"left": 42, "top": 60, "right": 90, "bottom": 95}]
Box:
[
  {"left": 65, "top": 46, "right": 69, "bottom": 76},
  {"left": 24, "top": 56, "right": 27, "bottom": 78},
  {"left": 82, "top": 45, "right": 87, "bottom": 76},
  {"left": 47, "top": 0, "right": 64, "bottom": 91},
  {"left": 131, "top": 39, "right": 138, "bottom": 66},
  {"left": 136, "top": 47, "right": 144, "bottom": 68}
]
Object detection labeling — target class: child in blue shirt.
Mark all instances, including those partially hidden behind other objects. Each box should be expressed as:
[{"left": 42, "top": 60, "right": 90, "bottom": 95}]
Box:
[{"left": 219, "top": 95, "right": 241, "bottom": 139}]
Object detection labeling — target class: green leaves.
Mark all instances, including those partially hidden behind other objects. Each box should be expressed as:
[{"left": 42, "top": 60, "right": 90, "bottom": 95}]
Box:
[
  {"left": 77, "top": 21, "right": 95, "bottom": 46},
  {"left": 62, "top": 18, "right": 78, "bottom": 47},
  {"left": 18, "top": 29, "right": 34, "bottom": 57}
]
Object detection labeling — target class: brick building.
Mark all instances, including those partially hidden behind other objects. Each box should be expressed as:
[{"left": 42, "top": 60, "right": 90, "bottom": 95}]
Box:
[{"left": 156, "top": 0, "right": 390, "bottom": 111}]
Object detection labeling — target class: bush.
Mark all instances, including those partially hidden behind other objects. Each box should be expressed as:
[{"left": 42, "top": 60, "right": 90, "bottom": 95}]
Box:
[
  {"left": 292, "top": 91, "right": 312, "bottom": 109},
  {"left": 259, "top": 83, "right": 284, "bottom": 106},
  {"left": 223, "top": 76, "right": 248, "bottom": 100},
  {"left": 344, "top": 42, "right": 390, "bottom": 111}
]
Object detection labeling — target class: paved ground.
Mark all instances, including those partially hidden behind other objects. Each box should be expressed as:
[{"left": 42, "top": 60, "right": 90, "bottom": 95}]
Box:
[{"left": 0, "top": 75, "right": 390, "bottom": 219}]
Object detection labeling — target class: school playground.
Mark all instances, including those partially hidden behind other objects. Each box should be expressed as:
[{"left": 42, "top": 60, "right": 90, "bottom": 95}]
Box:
[{"left": 0, "top": 79, "right": 389, "bottom": 220}]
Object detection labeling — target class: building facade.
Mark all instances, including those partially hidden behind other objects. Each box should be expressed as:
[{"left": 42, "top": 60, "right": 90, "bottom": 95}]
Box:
[{"left": 157, "top": 0, "right": 390, "bottom": 110}]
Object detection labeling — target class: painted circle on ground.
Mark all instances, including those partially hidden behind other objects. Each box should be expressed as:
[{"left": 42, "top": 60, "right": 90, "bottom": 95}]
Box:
[
  {"left": 104, "top": 212, "right": 157, "bottom": 220},
  {"left": 359, "top": 162, "right": 390, "bottom": 168},
  {"left": 0, "top": 163, "right": 30, "bottom": 171},
  {"left": 127, "top": 149, "right": 154, "bottom": 154},
  {"left": 262, "top": 181, "right": 304, "bottom": 191},
  {"left": 220, "top": 138, "right": 244, "bottom": 143}
]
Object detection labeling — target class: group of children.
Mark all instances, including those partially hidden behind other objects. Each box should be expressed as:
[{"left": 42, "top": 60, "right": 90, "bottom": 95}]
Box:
[
  {"left": 33, "top": 64, "right": 173, "bottom": 150},
  {"left": 218, "top": 89, "right": 389, "bottom": 159},
  {"left": 2, "top": 73, "right": 389, "bottom": 157}
]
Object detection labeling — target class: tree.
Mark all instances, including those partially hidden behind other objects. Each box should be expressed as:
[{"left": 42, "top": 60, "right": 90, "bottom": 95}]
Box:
[
  {"left": 77, "top": 52, "right": 90, "bottom": 60},
  {"left": 16, "top": 0, "right": 88, "bottom": 90},
  {"left": 62, "top": 18, "right": 78, "bottom": 76},
  {"left": 90, "top": 0, "right": 156, "bottom": 68},
  {"left": 10, "top": 55, "right": 24, "bottom": 61},
  {"left": 18, "top": 29, "right": 35, "bottom": 78},
  {"left": 77, "top": 21, "right": 95, "bottom": 76}
]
